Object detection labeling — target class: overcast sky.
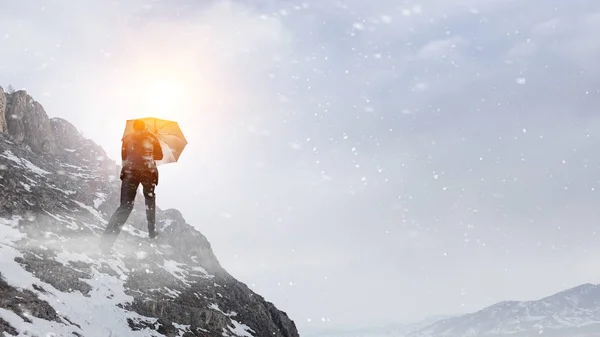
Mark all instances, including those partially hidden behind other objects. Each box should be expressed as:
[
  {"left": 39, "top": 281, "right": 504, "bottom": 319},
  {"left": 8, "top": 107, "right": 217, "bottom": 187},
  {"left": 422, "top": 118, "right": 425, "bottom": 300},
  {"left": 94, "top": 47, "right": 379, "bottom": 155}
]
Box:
[{"left": 2, "top": 0, "right": 600, "bottom": 334}]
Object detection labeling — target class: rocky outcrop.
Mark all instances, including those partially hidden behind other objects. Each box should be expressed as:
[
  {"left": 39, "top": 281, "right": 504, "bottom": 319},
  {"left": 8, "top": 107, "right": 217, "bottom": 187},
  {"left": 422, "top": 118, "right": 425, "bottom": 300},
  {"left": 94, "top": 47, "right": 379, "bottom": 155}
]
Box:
[
  {"left": 49, "top": 117, "right": 81, "bottom": 150},
  {"left": 50, "top": 117, "right": 111, "bottom": 163},
  {"left": 0, "top": 89, "right": 111, "bottom": 166},
  {"left": 148, "top": 209, "right": 223, "bottom": 274},
  {"left": 0, "top": 87, "right": 6, "bottom": 133},
  {"left": 0, "top": 90, "right": 300, "bottom": 336},
  {"left": 3, "top": 90, "right": 57, "bottom": 155}
]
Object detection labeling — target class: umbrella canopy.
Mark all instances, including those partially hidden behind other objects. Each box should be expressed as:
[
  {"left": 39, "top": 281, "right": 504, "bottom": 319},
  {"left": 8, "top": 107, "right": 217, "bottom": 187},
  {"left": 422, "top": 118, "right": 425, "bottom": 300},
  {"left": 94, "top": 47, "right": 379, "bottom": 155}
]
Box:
[{"left": 122, "top": 117, "right": 188, "bottom": 165}]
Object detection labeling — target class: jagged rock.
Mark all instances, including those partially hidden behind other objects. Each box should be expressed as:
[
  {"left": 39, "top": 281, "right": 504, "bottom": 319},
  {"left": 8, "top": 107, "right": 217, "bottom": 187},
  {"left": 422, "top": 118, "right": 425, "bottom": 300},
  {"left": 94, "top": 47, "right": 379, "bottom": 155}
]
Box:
[
  {"left": 0, "top": 87, "right": 7, "bottom": 133},
  {"left": 49, "top": 117, "right": 82, "bottom": 150},
  {"left": 152, "top": 209, "right": 223, "bottom": 273},
  {"left": 4, "top": 90, "right": 57, "bottom": 155},
  {"left": 0, "top": 90, "right": 300, "bottom": 336},
  {"left": 50, "top": 117, "right": 113, "bottom": 166}
]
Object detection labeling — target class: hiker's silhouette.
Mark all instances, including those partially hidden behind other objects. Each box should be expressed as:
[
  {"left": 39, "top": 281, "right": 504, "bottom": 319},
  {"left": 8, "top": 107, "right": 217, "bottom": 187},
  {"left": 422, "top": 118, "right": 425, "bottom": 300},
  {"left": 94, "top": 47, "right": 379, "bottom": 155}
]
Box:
[{"left": 100, "top": 120, "right": 163, "bottom": 253}]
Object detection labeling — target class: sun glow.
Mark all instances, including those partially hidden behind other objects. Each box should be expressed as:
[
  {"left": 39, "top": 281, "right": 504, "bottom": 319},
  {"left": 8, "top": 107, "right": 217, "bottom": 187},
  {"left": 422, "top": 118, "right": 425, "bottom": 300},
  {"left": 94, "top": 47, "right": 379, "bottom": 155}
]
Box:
[
  {"left": 146, "top": 80, "right": 183, "bottom": 114},
  {"left": 132, "top": 72, "right": 203, "bottom": 124},
  {"left": 81, "top": 0, "right": 285, "bottom": 169}
]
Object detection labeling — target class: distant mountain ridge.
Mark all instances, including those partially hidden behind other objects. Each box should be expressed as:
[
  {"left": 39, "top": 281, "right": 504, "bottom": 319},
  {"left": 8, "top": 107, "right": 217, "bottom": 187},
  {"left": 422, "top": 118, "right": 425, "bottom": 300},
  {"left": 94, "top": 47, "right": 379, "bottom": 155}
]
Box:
[
  {"left": 408, "top": 283, "right": 600, "bottom": 337},
  {"left": 309, "top": 284, "right": 600, "bottom": 337},
  {"left": 305, "top": 315, "right": 456, "bottom": 337}
]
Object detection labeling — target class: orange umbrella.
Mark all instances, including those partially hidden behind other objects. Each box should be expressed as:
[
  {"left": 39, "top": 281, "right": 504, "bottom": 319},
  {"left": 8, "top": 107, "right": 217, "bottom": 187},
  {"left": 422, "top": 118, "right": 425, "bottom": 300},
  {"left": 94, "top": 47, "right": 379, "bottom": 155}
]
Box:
[{"left": 122, "top": 117, "right": 188, "bottom": 165}]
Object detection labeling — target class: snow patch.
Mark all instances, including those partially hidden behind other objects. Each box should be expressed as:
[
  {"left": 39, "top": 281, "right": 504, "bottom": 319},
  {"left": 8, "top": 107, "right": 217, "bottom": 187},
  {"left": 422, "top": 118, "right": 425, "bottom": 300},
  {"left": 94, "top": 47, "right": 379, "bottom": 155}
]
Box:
[
  {"left": 121, "top": 225, "right": 148, "bottom": 238},
  {"left": 163, "top": 259, "right": 191, "bottom": 286},
  {"left": 19, "top": 181, "right": 31, "bottom": 191},
  {"left": 0, "top": 149, "right": 22, "bottom": 164},
  {"left": 24, "top": 176, "right": 38, "bottom": 186},
  {"left": 0, "top": 307, "right": 74, "bottom": 337},
  {"left": 164, "top": 287, "right": 182, "bottom": 298},
  {"left": 192, "top": 265, "right": 211, "bottom": 277},
  {"left": 173, "top": 322, "right": 192, "bottom": 336},
  {"left": 161, "top": 219, "right": 174, "bottom": 229},
  {"left": 22, "top": 158, "right": 51, "bottom": 175},
  {"left": 43, "top": 211, "right": 79, "bottom": 230},
  {"left": 74, "top": 200, "right": 107, "bottom": 224},
  {"left": 94, "top": 192, "right": 107, "bottom": 209},
  {"left": 0, "top": 216, "right": 26, "bottom": 245},
  {"left": 49, "top": 184, "right": 76, "bottom": 195},
  {"left": 69, "top": 172, "right": 96, "bottom": 179},
  {"left": 210, "top": 303, "right": 239, "bottom": 317},
  {"left": 59, "top": 162, "right": 84, "bottom": 171},
  {"left": 224, "top": 319, "right": 255, "bottom": 337},
  {"left": 1, "top": 150, "right": 50, "bottom": 175}
]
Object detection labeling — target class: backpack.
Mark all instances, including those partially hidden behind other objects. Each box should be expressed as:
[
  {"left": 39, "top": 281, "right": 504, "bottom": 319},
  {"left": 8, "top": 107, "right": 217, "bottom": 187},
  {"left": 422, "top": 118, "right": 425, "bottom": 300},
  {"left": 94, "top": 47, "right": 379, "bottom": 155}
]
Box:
[{"left": 122, "top": 131, "right": 159, "bottom": 172}]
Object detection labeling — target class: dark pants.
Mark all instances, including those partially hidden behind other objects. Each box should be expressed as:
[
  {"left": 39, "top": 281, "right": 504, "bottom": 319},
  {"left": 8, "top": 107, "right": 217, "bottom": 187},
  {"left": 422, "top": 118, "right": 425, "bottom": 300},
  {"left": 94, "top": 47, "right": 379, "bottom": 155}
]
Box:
[{"left": 100, "top": 170, "right": 157, "bottom": 250}]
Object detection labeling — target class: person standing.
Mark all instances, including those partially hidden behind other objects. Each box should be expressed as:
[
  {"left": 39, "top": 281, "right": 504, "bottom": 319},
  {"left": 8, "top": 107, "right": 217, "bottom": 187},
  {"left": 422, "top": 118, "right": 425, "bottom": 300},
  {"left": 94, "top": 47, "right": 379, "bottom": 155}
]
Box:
[{"left": 100, "top": 119, "right": 163, "bottom": 253}]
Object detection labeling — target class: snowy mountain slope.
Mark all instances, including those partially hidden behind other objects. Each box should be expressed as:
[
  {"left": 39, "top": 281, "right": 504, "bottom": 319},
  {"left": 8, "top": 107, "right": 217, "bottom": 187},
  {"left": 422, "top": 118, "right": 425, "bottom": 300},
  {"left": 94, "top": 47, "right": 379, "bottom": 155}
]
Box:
[
  {"left": 407, "top": 284, "right": 600, "bottom": 337},
  {"left": 0, "top": 87, "right": 299, "bottom": 337}
]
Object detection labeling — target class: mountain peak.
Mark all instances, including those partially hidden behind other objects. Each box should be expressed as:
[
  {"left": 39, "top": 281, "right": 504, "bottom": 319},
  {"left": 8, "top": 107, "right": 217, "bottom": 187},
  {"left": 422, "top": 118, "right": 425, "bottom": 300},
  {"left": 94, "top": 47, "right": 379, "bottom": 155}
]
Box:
[{"left": 553, "top": 282, "right": 598, "bottom": 296}]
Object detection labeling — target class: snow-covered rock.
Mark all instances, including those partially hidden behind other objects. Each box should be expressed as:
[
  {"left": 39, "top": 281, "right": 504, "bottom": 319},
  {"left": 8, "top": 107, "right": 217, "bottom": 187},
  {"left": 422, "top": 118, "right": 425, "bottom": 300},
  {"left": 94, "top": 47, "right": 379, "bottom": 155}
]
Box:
[{"left": 0, "top": 88, "right": 299, "bottom": 337}]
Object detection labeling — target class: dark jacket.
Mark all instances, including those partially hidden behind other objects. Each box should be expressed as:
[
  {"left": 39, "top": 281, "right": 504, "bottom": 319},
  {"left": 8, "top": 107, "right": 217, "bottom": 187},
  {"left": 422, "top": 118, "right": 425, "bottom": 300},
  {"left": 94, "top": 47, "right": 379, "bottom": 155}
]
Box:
[{"left": 120, "top": 130, "right": 163, "bottom": 183}]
